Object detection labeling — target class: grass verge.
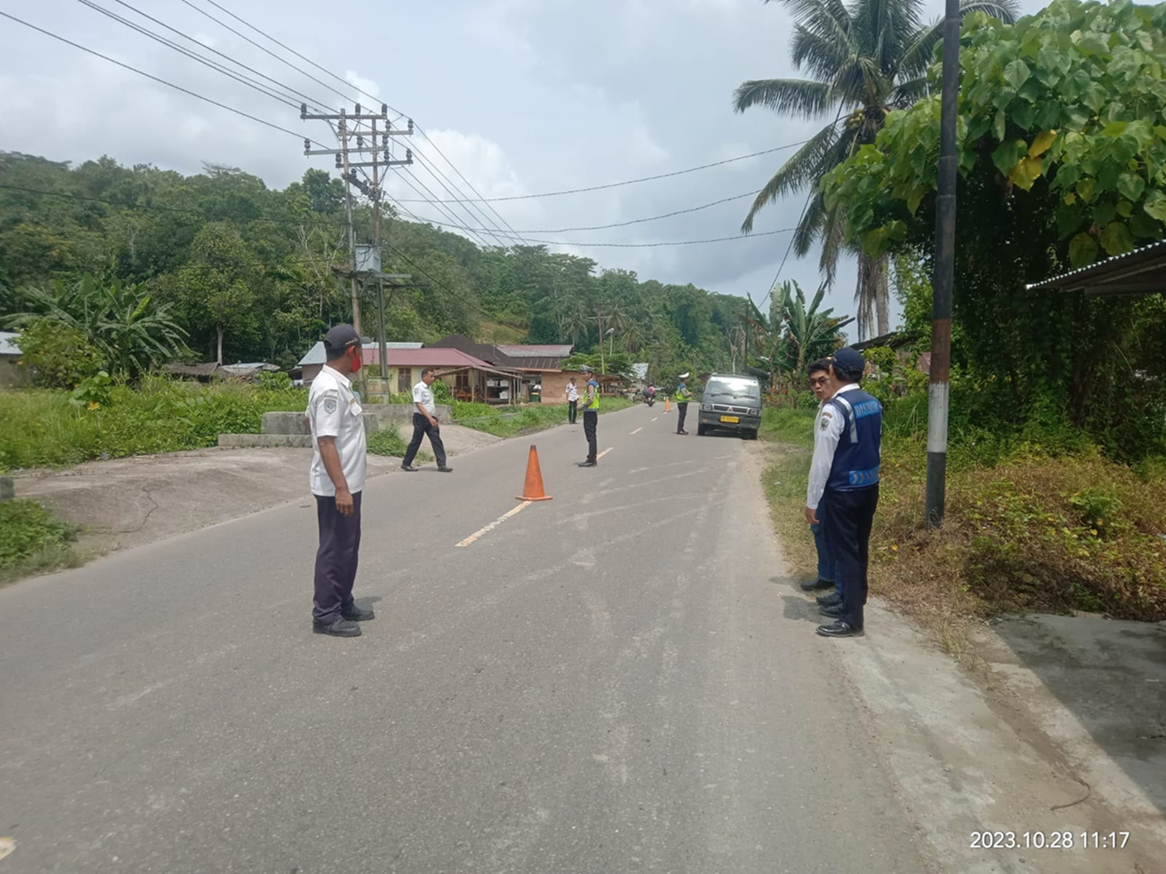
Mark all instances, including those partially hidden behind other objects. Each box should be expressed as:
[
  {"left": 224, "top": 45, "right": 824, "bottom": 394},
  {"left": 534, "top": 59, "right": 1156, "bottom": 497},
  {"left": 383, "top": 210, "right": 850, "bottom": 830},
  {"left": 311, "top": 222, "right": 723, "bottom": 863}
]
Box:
[
  {"left": 366, "top": 427, "right": 432, "bottom": 463},
  {"left": 452, "top": 398, "right": 634, "bottom": 438},
  {"left": 758, "top": 405, "right": 1166, "bottom": 657},
  {"left": 0, "top": 499, "right": 83, "bottom": 584},
  {"left": 0, "top": 377, "right": 308, "bottom": 471}
]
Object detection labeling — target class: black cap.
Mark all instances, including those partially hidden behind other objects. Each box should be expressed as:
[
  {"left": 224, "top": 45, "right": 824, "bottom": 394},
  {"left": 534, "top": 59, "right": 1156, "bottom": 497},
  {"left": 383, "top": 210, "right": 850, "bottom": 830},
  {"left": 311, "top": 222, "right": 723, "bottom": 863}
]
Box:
[
  {"left": 829, "top": 347, "right": 866, "bottom": 372},
  {"left": 323, "top": 324, "right": 361, "bottom": 352}
]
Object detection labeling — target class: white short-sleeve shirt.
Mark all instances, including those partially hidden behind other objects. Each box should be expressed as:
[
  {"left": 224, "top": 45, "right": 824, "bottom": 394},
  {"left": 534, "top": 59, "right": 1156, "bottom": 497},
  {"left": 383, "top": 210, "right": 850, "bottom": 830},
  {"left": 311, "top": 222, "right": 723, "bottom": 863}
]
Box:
[
  {"left": 307, "top": 365, "right": 367, "bottom": 496},
  {"left": 412, "top": 379, "right": 437, "bottom": 415},
  {"left": 566, "top": 382, "right": 579, "bottom": 402}
]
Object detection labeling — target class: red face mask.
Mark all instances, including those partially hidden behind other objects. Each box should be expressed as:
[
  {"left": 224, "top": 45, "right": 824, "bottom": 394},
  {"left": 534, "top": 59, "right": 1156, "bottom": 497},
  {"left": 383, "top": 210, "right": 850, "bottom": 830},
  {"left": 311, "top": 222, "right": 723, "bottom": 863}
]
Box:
[{"left": 349, "top": 347, "right": 363, "bottom": 373}]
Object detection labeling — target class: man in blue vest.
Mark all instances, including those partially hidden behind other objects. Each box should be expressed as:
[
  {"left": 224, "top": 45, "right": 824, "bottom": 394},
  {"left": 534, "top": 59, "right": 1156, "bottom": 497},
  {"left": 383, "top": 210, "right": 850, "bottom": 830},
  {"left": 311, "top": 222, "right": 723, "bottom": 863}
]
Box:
[{"left": 805, "top": 347, "right": 882, "bottom": 638}]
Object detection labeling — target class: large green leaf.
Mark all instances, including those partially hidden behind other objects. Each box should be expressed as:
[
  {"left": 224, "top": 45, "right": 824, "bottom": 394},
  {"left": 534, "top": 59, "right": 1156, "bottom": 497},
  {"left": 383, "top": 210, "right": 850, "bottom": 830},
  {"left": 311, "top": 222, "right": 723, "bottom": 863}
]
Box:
[
  {"left": 1068, "top": 232, "right": 1099, "bottom": 267},
  {"left": 1143, "top": 190, "right": 1166, "bottom": 221},
  {"left": 1116, "top": 173, "right": 1146, "bottom": 202},
  {"left": 1003, "top": 59, "right": 1032, "bottom": 89},
  {"left": 1099, "top": 221, "right": 1136, "bottom": 256},
  {"left": 993, "top": 140, "right": 1028, "bottom": 176}
]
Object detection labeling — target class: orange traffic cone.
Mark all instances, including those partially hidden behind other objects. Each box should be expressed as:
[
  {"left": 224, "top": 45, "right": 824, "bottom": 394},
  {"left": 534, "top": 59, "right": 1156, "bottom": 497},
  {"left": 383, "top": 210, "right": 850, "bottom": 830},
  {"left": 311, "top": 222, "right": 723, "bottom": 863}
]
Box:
[
  {"left": 517, "top": 444, "right": 553, "bottom": 502},
  {"left": 665, "top": 396, "right": 671, "bottom": 412}
]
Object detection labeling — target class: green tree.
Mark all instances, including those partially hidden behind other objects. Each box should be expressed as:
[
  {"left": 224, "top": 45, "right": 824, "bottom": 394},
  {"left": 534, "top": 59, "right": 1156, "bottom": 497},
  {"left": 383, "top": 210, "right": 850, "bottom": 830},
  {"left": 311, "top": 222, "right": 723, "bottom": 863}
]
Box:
[
  {"left": 733, "top": 0, "right": 1018, "bottom": 338},
  {"left": 822, "top": 0, "right": 1166, "bottom": 458},
  {"left": 176, "top": 222, "right": 259, "bottom": 364},
  {"left": 5, "top": 275, "right": 186, "bottom": 380}
]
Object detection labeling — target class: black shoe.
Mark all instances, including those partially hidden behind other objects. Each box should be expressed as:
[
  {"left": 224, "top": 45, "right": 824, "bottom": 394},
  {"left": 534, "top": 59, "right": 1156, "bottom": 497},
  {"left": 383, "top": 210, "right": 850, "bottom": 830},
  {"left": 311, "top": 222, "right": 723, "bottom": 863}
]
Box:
[
  {"left": 819, "top": 603, "right": 844, "bottom": 618},
  {"left": 801, "top": 578, "right": 834, "bottom": 591},
  {"left": 816, "top": 591, "right": 842, "bottom": 607},
  {"left": 577, "top": 460, "right": 597, "bottom": 468},
  {"left": 437, "top": 465, "right": 453, "bottom": 473},
  {"left": 313, "top": 618, "right": 362, "bottom": 637},
  {"left": 401, "top": 464, "right": 419, "bottom": 472},
  {"left": 816, "top": 620, "right": 863, "bottom": 638},
  {"left": 341, "top": 605, "right": 375, "bottom": 622},
  {"left": 679, "top": 430, "right": 689, "bottom": 435}
]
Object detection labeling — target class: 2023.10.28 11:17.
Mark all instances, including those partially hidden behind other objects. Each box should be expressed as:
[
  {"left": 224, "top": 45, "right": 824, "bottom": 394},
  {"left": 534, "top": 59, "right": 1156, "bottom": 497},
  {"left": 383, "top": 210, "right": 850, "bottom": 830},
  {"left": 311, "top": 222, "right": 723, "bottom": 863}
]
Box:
[{"left": 970, "top": 831, "right": 1131, "bottom": 850}]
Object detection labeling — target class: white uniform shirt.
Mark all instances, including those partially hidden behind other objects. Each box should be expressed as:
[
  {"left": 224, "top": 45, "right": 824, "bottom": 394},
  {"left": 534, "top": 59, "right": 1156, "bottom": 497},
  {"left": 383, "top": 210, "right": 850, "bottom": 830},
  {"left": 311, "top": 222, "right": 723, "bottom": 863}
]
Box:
[
  {"left": 566, "top": 382, "right": 579, "bottom": 402},
  {"left": 806, "top": 383, "right": 862, "bottom": 511},
  {"left": 412, "top": 379, "right": 437, "bottom": 416},
  {"left": 307, "top": 365, "right": 367, "bottom": 496}
]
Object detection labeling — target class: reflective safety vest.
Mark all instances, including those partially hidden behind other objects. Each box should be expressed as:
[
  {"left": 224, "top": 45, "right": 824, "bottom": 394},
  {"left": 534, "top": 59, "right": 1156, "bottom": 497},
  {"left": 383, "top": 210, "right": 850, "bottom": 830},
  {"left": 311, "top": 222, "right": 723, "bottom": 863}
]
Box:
[
  {"left": 676, "top": 383, "right": 691, "bottom": 403},
  {"left": 585, "top": 379, "right": 600, "bottom": 410},
  {"left": 826, "top": 388, "right": 883, "bottom": 491}
]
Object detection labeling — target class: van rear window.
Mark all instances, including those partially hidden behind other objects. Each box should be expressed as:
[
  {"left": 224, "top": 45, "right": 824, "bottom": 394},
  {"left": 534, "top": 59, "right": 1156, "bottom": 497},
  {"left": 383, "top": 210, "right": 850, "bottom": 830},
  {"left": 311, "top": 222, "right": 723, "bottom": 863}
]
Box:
[{"left": 705, "top": 378, "right": 761, "bottom": 399}]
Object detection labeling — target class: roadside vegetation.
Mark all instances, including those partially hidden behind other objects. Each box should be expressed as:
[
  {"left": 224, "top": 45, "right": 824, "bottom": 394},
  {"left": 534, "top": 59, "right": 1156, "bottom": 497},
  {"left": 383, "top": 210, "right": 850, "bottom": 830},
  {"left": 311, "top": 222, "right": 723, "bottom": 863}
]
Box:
[
  {"left": 0, "top": 498, "right": 82, "bottom": 583},
  {"left": 451, "top": 398, "right": 633, "bottom": 438},
  {"left": 760, "top": 399, "right": 1166, "bottom": 657},
  {"left": 0, "top": 375, "right": 306, "bottom": 471}
]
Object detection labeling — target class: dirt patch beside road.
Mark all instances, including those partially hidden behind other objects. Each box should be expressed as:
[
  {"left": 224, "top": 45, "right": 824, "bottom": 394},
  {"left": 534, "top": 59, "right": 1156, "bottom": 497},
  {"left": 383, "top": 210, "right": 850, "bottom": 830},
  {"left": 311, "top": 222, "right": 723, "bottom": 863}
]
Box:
[{"left": 11, "top": 421, "right": 504, "bottom": 561}]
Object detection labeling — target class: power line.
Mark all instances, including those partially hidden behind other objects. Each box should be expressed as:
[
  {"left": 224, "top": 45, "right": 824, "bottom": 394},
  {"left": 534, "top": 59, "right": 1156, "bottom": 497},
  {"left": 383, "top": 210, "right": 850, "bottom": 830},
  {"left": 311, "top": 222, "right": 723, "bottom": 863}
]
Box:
[
  {"left": 413, "top": 124, "right": 534, "bottom": 246},
  {"left": 197, "top": 0, "right": 406, "bottom": 120},
  {"left": 393, "top": 140, "right": 809, "bottom": 204},
  {"left": 389, "top": 188, "right": 764, "bottom": 235},
  {"left": 76, "top": 0, "right": 302, "bottom": 111},
  {"left": 101, "top": 0, "right": 335, "bottom": 114},
  {"left": 409, "top": 147, "right": 528, "bottom": 248},
  {"left": 0, "top": 11, "right": 319, "bottom": 144}
]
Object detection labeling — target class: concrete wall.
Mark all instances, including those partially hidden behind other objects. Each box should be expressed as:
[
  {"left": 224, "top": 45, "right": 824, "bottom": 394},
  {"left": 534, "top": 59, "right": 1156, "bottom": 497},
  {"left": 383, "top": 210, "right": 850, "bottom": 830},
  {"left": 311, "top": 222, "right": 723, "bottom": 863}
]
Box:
[
  {"left": 260, "top": 405, "right": 453, "bottom": 437},
  {"left": 0, "top": 359, "right": 31, "bottom": 388}
]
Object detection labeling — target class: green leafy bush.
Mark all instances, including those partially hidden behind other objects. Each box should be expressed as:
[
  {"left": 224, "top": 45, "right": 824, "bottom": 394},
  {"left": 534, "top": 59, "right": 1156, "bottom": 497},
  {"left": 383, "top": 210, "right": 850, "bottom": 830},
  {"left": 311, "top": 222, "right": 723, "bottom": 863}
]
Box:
[
  {"left": 0, "top": 499, "right": 78, "bottom": 570},
  {"left": 367, "top": 427, "right": 408, "bottom": 457},
  {"left": 16, "top": 319, "right": 104, "bottom": 389}
]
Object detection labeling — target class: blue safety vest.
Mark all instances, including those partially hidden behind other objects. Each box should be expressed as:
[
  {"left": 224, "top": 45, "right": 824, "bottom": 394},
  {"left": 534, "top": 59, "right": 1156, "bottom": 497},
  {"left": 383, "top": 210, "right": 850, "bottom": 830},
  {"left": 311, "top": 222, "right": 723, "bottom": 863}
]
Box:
[{"left": 826, "top": 388, "right": 883, "bottom": 491}]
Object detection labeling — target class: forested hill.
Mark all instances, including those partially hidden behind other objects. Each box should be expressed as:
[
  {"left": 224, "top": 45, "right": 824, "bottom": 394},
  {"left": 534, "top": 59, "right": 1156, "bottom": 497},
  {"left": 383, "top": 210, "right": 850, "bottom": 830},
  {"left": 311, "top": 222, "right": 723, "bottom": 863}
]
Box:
[{"left": 0, "top": 151, "right": 751, "bottom": 376}]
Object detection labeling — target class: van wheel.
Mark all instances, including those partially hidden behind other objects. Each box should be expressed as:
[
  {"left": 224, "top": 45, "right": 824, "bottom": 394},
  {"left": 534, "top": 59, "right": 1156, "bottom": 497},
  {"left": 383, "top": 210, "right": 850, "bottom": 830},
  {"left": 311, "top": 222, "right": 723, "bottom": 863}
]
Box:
[
  {"left": 697, "top": 424, "right": 708, "bottom": 436},
  {"left": 743, "top": 429, "right": 758, "bottom": 440}
]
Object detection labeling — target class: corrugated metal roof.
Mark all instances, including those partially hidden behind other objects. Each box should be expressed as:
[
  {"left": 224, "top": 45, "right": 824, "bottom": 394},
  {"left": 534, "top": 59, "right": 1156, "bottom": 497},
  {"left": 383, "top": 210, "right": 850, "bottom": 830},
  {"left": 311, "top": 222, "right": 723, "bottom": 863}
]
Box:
[
  {"left": 297, "top": 340, "right": 423, "bottom": 367},
  {"left": 496, "top": 344, "right": 573, "bottom": 358},
  {"left": 362, "top": 347, "right": 495, "bottom": 369},
  {"left": 1026, "top": 239, "right": 1166, "bottom": 292},
  {"left": 0, "top": 330, "right": 21, "bottom": 356}
]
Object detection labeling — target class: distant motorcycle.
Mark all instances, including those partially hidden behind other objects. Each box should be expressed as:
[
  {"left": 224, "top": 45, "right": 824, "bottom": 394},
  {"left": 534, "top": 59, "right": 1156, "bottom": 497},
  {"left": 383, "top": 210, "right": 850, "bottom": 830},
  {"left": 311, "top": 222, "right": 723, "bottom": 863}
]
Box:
[{"left": 646, "top": 395, "right": 655, "bottom": 408}]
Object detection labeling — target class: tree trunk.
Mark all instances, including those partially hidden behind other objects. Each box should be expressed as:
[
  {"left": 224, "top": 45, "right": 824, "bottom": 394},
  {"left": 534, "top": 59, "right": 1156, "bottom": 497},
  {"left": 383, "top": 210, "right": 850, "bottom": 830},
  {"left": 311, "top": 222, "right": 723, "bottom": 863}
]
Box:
[
  {"left": 855, "top": 253, "right": 891, "bottom": 340},
  {"left": 216, "top": 325, "right": 224, "bottom": 366}
]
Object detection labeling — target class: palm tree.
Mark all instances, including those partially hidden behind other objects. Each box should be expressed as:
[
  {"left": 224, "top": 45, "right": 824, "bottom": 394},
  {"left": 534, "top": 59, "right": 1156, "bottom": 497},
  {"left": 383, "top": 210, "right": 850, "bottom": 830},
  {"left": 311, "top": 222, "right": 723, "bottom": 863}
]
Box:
[{"left": 734, "top": 0, "right": 1018, "bottom": 338}]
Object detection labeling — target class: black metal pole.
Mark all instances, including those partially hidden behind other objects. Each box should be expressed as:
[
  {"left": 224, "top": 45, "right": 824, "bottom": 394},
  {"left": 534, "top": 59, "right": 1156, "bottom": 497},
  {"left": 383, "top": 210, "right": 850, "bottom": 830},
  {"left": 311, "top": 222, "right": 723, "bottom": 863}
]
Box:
[{"left": 926, "top": 0, "right": 960, "bottom": 528}]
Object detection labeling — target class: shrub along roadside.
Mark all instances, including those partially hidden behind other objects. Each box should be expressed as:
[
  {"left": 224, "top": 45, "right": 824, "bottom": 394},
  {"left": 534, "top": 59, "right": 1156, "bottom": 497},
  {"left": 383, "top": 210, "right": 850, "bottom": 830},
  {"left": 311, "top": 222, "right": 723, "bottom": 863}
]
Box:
[
  {"left": 452, "top": 398, "right": 633, "bottom": 439},
  {"left": 0, "top": 377, "right": 308, "bottom": 471},
  {"left": 759, "top": 407, "right": 1166, "bottom": 652},
  {"left": 0, "top": 499, "right": 82, "bottom": 583}
]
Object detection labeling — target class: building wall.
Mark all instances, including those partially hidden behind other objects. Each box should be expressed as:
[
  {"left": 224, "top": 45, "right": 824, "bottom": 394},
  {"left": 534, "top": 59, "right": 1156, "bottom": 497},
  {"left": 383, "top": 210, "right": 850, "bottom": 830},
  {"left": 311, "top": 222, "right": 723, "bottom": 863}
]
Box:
[
  {"left": 538, "top": 371, "right": 576, "bottom": 404},
  {"left": 0, "top": 358, "right": 31, "bottom": 388}
]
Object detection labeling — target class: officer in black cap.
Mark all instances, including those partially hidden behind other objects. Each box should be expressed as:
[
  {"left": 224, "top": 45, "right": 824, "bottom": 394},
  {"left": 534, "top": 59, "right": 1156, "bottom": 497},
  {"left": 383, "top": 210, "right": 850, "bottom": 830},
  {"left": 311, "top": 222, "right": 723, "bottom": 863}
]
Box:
[
  {"left": 805, "top": 347, "right": 882, "bottom": 638},
  {"left": 305, "top": 324, "right": 374, "bottom": 637}
]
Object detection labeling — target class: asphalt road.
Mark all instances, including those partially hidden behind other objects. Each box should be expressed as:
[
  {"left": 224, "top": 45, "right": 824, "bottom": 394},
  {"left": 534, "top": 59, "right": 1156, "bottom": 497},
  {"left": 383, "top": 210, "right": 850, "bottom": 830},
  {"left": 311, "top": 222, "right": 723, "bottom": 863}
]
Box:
[{"left": 1, "top": 404, "right": 931, "bottom": 874}]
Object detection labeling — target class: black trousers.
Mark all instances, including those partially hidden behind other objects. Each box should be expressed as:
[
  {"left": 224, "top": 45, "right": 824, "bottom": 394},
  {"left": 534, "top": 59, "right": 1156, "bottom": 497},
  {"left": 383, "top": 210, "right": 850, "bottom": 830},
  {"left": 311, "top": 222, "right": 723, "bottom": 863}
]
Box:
[
  {"left": 404, "top": 412, "right": 447, "bottom": 467},
  {"left": 568, "top": 399, "right": 578, "bottom": 424},
  {"left": 821, "top": 485, "right": 879, "bottom": 628},
  {"left": 676, "top": 402, "right": 688, "bottom": 432},
  {"left": 313, "top": 491, "right": 362, "bottom": 625},
  {"left": 583, "top": 410, "right": 598, "bottom": 462}
]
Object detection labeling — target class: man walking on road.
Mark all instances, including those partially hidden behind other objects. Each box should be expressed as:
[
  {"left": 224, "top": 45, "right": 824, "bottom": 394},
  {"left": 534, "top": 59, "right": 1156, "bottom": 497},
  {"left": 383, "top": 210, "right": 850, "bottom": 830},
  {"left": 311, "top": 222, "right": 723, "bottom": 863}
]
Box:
[
  {"left": 577, "top": 365, "right": 600, "bottom": 467},
  {"left": 675, "top": 373, "right": 692, "bottom": 435},
  {"left": 803, "top": 359, "right": 839, "bottom": 601},
  {"left": 566, "top": 377, "right": 579, "bottom": 425},
  {"left": 402, "top": 367, "right": 453, "bottom": 473},
  {"left": 306, "top": 324, "right": 375, "bottom": 638},
  {"left": 805, "top": 348, "right": 883, "bottom": 638}
]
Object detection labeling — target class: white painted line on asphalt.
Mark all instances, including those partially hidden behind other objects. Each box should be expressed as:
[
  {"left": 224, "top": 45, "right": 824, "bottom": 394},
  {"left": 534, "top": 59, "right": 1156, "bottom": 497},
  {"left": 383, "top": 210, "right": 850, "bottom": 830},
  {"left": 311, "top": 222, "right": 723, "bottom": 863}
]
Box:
[
  {"left": 630, "top": 427, "right": 643, "bottom": 435},
  {"left": 652, "top": 417, "right": 659, "bottom": 422},
  {"left": 455, "top": 502, "right": 532, "bottom": 548},
  {"left": 598, "top": 447, "right": 614, "bottom": 460}
]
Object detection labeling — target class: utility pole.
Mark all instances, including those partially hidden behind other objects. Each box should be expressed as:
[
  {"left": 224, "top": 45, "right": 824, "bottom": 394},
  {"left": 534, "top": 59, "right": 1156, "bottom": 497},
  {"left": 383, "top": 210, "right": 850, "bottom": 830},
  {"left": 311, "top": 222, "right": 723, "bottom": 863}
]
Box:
[
  {"left": 300, "top": 103, "right": 413, "bottom": 337},
  {"left": 926, "top": 0, "right": 960, "bottom": 528}
]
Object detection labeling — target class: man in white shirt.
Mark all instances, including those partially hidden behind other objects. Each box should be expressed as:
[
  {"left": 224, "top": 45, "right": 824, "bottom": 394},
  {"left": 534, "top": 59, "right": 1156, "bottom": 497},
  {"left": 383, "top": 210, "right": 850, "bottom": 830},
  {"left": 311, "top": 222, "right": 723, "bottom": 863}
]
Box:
[
  {"left": 306, "top": 324, "right": 373, "bottom": 638},
  {"left": 566, "top": 377, "right": 579, "bottom": 425},
  {"left": 802, "top": 359, "right": 839, "bottom": 599},
  {"left": 402, "top": 367, "right": 452, "bottom": 473}
]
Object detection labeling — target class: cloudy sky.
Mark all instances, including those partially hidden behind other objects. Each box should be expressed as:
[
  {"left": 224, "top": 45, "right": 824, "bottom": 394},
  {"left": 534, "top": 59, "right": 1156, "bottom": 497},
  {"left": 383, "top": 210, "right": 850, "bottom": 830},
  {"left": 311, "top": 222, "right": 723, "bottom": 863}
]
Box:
[{"left": 0, "top": 0, "right": 1048, "bottom": 328}]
